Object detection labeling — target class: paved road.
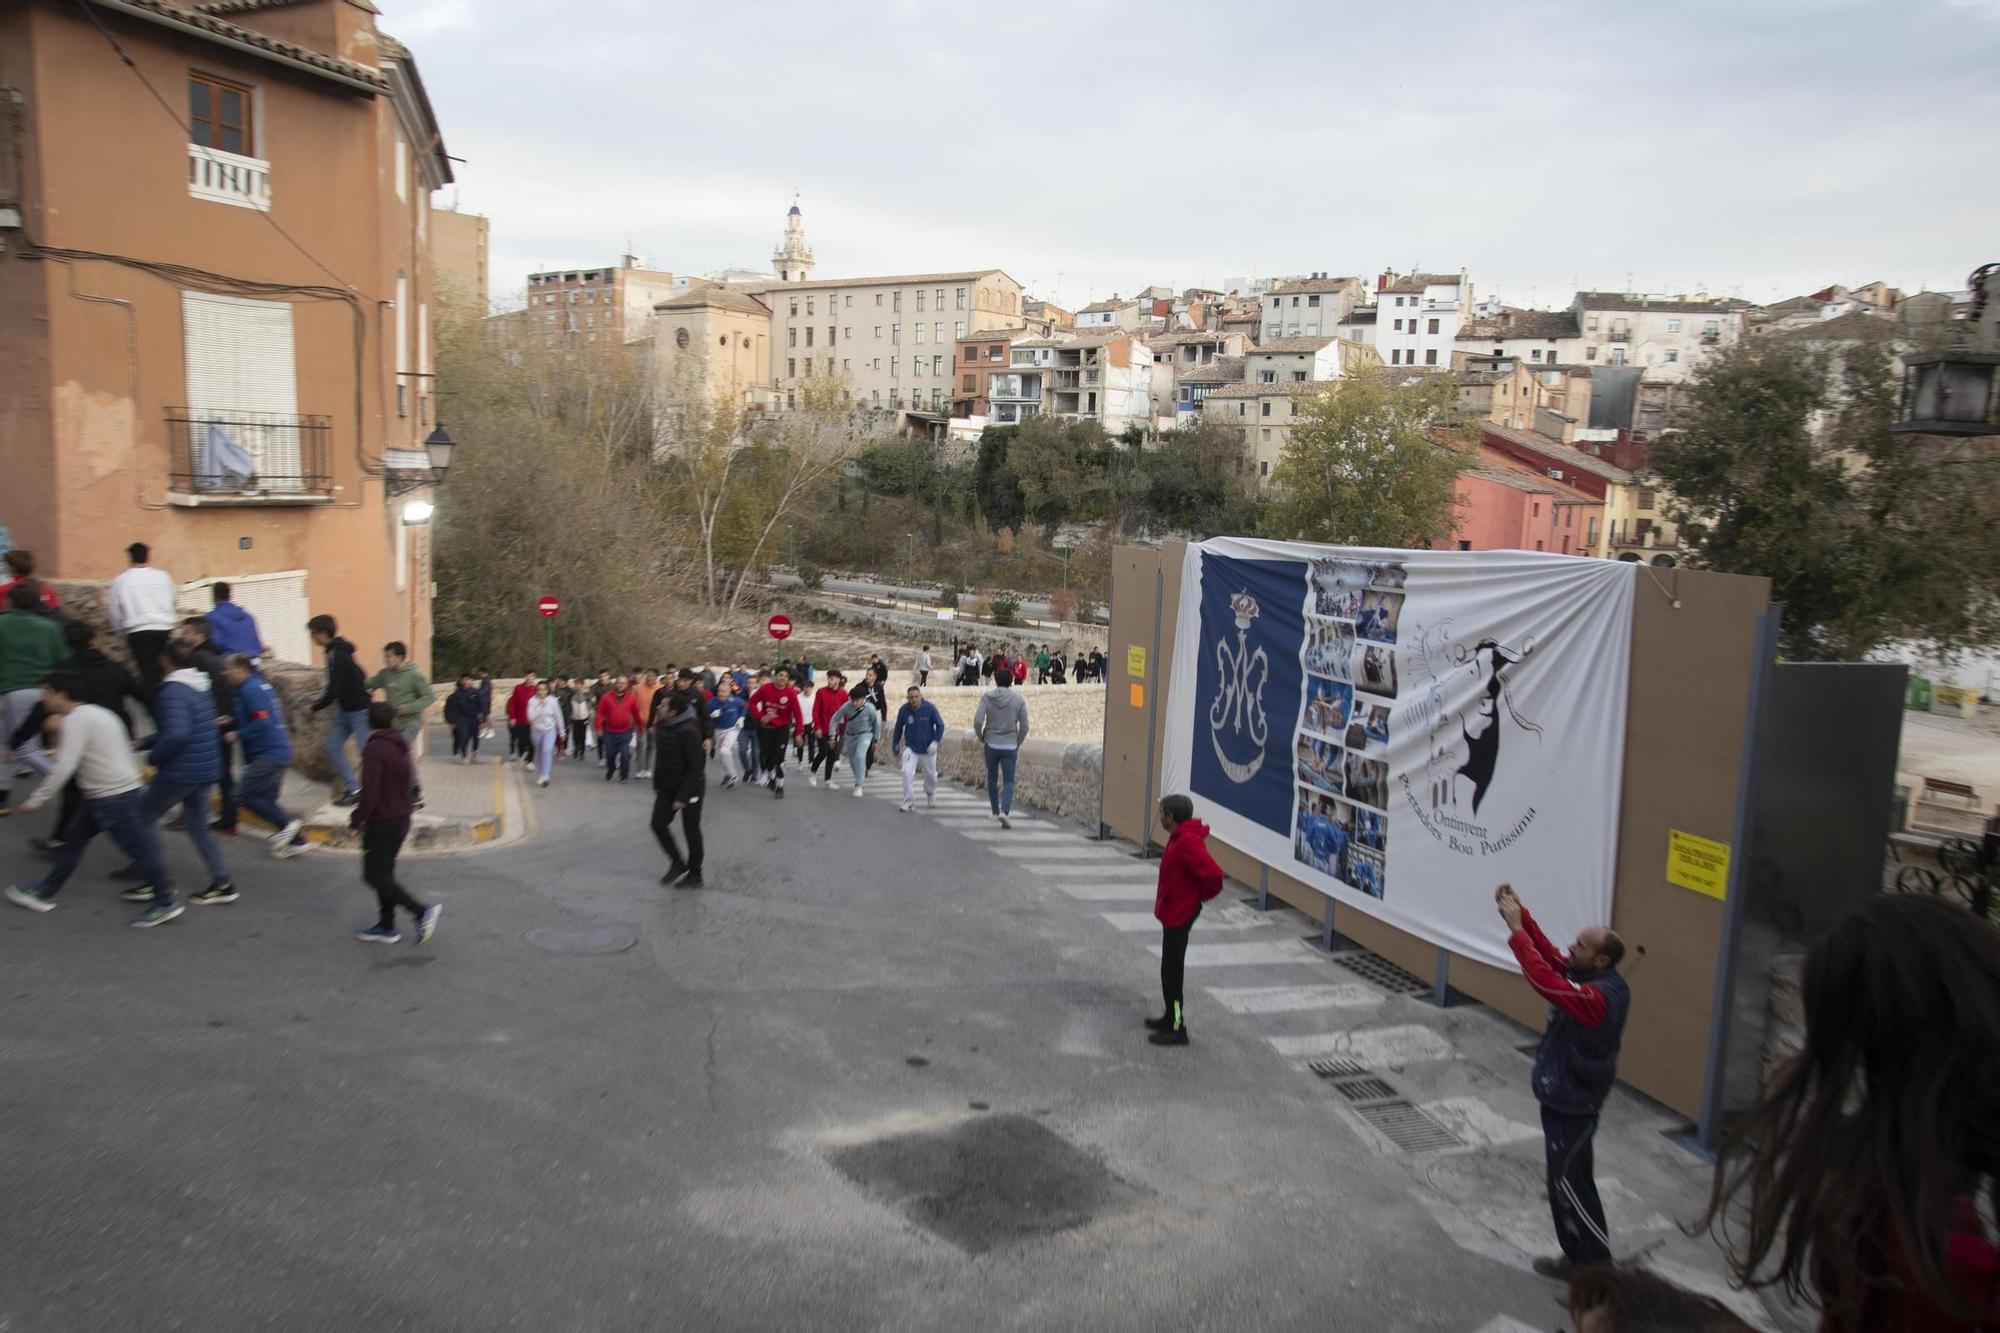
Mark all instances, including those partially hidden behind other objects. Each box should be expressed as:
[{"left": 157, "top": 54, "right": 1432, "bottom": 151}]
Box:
[
  {"left": 0, "top": 757, "right": 1780, "bottom": 1331},
  {"left": 767, "top": 572, "right": 1104, "bottom": 624}
]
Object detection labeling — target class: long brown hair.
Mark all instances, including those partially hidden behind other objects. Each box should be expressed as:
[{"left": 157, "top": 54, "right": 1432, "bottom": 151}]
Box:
[{"left": 1699, "top": 894, "right": 2000, "bottom": 1319}]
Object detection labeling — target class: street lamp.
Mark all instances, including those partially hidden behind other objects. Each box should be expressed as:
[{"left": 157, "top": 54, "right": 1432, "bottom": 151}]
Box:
[
  {"left": 387, "top": 424, "right": 462, "bottom": 496},
  {"left": 1895, "top": 262, "right": 2000, "bottom": 437}
]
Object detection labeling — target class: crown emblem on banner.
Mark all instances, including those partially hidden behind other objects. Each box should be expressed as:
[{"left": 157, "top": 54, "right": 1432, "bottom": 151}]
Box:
[{"left": 1229, "top": 592, "right": 1261, "bottom": 630}]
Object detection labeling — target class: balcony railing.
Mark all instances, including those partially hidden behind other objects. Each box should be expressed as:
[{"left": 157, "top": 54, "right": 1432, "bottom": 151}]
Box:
[
  {"left": 167, "top": 409, "right": 332, "bottom": 499},
  {"left": 1700, "top": 330, "right": 1721, "bottom": 343},
  {"left": 1609, "top": 329, "right": 1631, "bottom": 342},
  {"left": 188, "top": 143, "right": 272, "bottom": 211}
]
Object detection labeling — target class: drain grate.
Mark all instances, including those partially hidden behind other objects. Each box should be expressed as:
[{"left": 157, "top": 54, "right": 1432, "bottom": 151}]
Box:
[
  {"left": 1353, "top": 1100, "right": 1464, "bottom": 1153},
  {"left": 1330, "top": 1075, "right": 1400, "bottom": 1103},
  {"left": 1306, "top": 1058, "right": 1370, "bottom": 1080},
  {"left": 1328, "top": 949, "right": 1431, "bottom": 995}
]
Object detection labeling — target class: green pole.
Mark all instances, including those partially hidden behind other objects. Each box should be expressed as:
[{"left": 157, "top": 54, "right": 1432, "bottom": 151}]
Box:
[{"left": 544, "top": 617, "right": 553, "bottom": 678}]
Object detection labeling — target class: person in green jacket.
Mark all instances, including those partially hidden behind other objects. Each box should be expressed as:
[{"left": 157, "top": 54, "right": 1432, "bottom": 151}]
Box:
[
  {"left": 0, "top": 579, "right": 67, "bottom": 812},
  {"left": 367, "top": 641, "right": 437, "bottom": 811}
]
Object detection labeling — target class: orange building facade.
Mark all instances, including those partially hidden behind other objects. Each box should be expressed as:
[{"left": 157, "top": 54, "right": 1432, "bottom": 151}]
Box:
[{"left": 0, "top": 0, "right": 452, "bottom": 667}]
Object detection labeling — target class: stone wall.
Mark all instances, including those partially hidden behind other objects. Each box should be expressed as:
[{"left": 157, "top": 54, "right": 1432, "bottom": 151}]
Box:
[
  {"left": 933, "top": 731, "right": 1105, "bottom": 830},
  {"left": 796, "top": 596, "right": 1094, "bottom": 662},
  {"left": 918, "top": 683, "right": 1105, "bottom": 744}
]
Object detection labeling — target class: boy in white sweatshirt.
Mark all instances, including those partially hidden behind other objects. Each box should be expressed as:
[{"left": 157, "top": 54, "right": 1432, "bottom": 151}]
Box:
[{"left": 5, "top": 669, "right": 182, "bottom": 926}]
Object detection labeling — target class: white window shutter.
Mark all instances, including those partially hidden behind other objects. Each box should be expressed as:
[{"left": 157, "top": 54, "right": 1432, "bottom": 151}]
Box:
[
  {"left": 175, "top": 571, "right": 311, "bottom": 665},
  {"left": 181, "top": 292, "right": 300, "bottom": 489}
]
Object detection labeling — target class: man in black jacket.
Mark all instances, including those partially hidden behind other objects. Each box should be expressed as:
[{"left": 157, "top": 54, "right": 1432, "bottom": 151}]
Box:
[
  {"left": 651, "top": 689, "right": 705, "bottom": 889},
  {"left": 307, "top": 614, "right": 371, "bottom": 806},
  {"left": 12, "top": 620, "right": 141, "bottom": 854}
]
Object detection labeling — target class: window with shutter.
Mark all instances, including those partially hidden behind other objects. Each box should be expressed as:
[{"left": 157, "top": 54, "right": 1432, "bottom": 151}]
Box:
[
  {"left": 181, "top": 292, "right": 303, "bottom": 491},
  {"left": 176, "top": 571, "right": 311, "bottom": 665}
]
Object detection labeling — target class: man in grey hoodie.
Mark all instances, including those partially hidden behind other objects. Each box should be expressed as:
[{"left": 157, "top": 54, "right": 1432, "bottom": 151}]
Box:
[{"left": 971, "top": 666, "right": 1030, "bottom": 827}]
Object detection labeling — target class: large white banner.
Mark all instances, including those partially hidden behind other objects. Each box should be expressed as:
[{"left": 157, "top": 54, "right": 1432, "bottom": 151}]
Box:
[{"left": 1159, "top": 538, "right": 1636, "bottom": 971}]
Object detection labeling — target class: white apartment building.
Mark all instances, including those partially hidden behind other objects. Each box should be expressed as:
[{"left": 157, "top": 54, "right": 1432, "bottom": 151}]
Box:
[
  {"left": 1561, "top": 293, "right": 1743, "bottom": 382},
  {"left": 993, "top": 332, "right": 1155, "bottom": 434},
  {"left": 1200, "top": 339, "right": 1382, "bottom": 480},
  {"left": 1245, "top": 337, "right": 1354, "bottom": 385},
  {"left": 1454, "top": 308, "right": 1584, "bottom": 366},
  {"left": 1376, "top": 271, "right": 1471, "bottom": 368},
  {"left": 1075, "top": 297, "right": 1145, "bottom": 331},
  {"left": 1335, "top": 306, "right": 1376, "bottom": 346},
  {"left": 1261, "top": 275, "right": 1365, "bottom": 341}
]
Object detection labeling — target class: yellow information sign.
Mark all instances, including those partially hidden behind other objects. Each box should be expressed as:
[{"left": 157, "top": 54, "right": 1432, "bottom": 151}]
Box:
[
  {"left": 1129, "top": 683, "right": 1145, "bottom": 709},
  {"left": 1126, "top": 645, "right": 1147, "bottom": 678},
  {"left": 1667, "top": 829, "right": 1732, "bottom": 899}
]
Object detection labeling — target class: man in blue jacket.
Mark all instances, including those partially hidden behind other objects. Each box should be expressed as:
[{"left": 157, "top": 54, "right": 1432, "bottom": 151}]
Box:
[
  {"left": 223, "top": 654, "right": 309, "bottom": 859},
  {"left": 892, "top": 683, "right": 946, "bottom": 813},
  {"left": 112, "top": 640, "right": 236, "bottom": 904},
  {"left": 204, "top": 582, "right": 265, "bottom": 659}
]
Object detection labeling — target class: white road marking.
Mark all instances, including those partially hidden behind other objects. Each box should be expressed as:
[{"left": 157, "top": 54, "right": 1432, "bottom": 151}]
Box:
[
  {"left": 1017, "top": 860, "right": 1157, "bottom": 877},
  {"left": 1098, "top": 906, "right": 1269, "bottom": 933},
  {"left": 983, "top": 845, "right": 1131, "bottom": 861},
  {"left": 1147, "top": 940, "right": 1324, "bottom": 967},
  {"left": 1205, "top": 983, "right": 1385, "bottom": 1014},
  {"left": 1267, "top": 1023, "right": 1457, "bottom": 1065},
  {"left": 936, "top": 817, "right": 1048, "bottom": 829},
  {"left": 960, "top": 831, "right": 1090, "bottom": 844},
  {"left": 1417, "top": 1097, "right": 1542, "bottom": 1148},
  {"left": 1468, "top": 1319, "right": 1543, "bottom": 1333},
  {"left": 1052, "top": 882, "right": 1159, "bottom": 901}
]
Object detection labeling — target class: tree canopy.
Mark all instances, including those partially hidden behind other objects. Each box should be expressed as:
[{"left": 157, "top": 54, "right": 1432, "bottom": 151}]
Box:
[{"left": 1263, "top": 374, "right": 1465, "bottom": 548}]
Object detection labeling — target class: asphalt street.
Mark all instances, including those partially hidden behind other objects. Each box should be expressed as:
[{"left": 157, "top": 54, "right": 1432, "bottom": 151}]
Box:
[{"left": 0, "top": 756, "right": 1749, "bottom": 1332}]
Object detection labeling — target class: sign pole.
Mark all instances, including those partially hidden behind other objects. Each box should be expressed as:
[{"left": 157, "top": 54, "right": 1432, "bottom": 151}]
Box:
[{"left": 544, "top": 617, "right": 553, "bottom": 678}]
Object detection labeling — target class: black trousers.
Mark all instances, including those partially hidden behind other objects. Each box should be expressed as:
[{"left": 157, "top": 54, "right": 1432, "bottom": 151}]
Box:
[
  {"left": 1160, "top": 904, "right": 1200, "bottom": 1022},
  {"left": 756, "top": 725, "right": 789, "bottom": 787},
  {"left": 570, "top": 719, "right": 589, "bottom": 758},
  {"left": 651, "top": 791, "right": 703, "bottom": 873},
  {"left": 126, "top": 630, "right": 170, "bottom": 706},
  {"left": 215, "top": 735, "right": 237, "bottom": 827},
  {"left": 361, "top": 817, "right": 426, "bottom": 929},
  {"left": 1541, "top": 1105, "right": 1612, "bottom": 1265},
  {"left": 508, "top": 722, "right": 531, "bottom": 758},
  {"left": 810, "top": 732, "right": 840, "bottom": 782}
]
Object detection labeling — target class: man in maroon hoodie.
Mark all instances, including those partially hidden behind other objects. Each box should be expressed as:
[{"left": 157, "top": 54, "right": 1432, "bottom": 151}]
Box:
[
  {"left": 1149, "top": 793, "right": 1225, "bottom": 1046},
  {"left": 349, "top": 702, "right": 439, "bottom": 945},
  {"left": 505, "top": 672, "right": 539, "bottom": 763}
]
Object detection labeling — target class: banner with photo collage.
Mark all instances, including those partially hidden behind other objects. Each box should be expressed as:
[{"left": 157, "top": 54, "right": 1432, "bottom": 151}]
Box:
[{"left": 1160, "top": 537, "right": 1636, "bottom": 971}]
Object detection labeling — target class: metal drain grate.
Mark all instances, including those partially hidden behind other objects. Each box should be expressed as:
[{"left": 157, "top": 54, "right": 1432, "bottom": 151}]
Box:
[
  {"left": 1306, "top": 1058, "right": 1370, "bottom": 1080},
  {"left": 1330, "top": 1076, "right": 1400, "bottom": 1103},
  {"left": 1328, "top": 949, "right": 1431, "bottom": 995},
  {"left": 1353, "top": 1100, "right": 1464, "bottom": 1153}
]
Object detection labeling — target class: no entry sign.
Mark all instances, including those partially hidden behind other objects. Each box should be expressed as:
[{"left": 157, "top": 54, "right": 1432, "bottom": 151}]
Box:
[
  {"left": 767, "top": 614, "right": 793, "bottom": 640},
  {"left": 536, "top": 596, "right": 561, "bottom": 618}
]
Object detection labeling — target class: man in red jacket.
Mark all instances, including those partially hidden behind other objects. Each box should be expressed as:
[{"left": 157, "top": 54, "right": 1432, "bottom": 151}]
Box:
[
  {"left": 505, "top": 671, "right": 539, "bottom": 764},
  {"left": 808, "top": 668, "right": 847, "bottom": 787},
  {"left": 1149, "top": 793, "right": 1225, "bottom": 1047},
  {"left": 594, "top": 675, "right": 645, "bottom": 783},
  {"left": 747, "top": 666, "right": 803, "bottom": 799}
]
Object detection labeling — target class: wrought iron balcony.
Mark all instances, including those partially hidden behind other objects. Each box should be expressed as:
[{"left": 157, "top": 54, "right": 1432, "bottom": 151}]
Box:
[{"left": 166, "top": 409, "right": 332, "bottom": 500}]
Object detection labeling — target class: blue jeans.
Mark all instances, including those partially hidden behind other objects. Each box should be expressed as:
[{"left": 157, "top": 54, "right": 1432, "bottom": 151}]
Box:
[
  {"left": 143, "top": 779, "right": 233, "bottom": 886},
  {"left": 984, "top": 745, "right": 1018, "bottom": 815},
  {"left": 325, "top": 706, "right": 370, "bottom": 795},
  {"left": 36, "top": 787, "right": 173, "bottom": 907},
  {"left": 737, "top": 725, "right": 760, "bottom": 781},
  {"left": 236, "top": 756, "right": 302, "bottom": 842},
  {"left": 603, "top": 730, "right": 632, "bottom": 780}
]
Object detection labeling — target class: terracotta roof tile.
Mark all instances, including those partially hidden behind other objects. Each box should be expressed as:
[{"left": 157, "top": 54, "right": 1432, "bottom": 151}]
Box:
[
  {"left": 1455, "top": 309, "right": 1580, "bottom": 342},
  {"left": 1383, "top": 272, "right": 1462, "bottom": 294},
  {"left": 1482, "top": 422, "right": 1635, "bottom": 484},
  {"left": 1173, "top": 357, "right": 1246, "bottom": 385},
  {"left": 1573, "top": 291, "right": 1740, "bottom": 315},
  {"left": 1775, "top": 311, "right": 1901, "bottom": 343},
  {"left": 96, "top": 0, "right": 388, "bottom": 88},
  {"left": 1269, "top": 277, "right": 1362, "bottom": 295},
  {"left": 1249, "top": 337, "right": 1339, "bottom": 354}
]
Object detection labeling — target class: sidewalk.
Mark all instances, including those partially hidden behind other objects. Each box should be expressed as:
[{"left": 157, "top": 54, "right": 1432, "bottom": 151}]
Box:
[{"left": 239, "top": 723, "right": 518, "bottom": 852}]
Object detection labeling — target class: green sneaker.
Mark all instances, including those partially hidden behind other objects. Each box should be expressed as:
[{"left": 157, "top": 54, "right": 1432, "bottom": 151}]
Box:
[
  {"left": 131, "top": 903, "right": 184, "bottom": 929},
  {"left": 118, "top": 885, "right": 156, "bottom": 903}
]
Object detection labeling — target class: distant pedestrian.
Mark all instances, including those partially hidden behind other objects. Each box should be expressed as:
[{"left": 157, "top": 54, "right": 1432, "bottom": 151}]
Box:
[
  {"left": 746, "top": 666, "right": 802, "bottom": 798},
  {"left": 958, "top": 646, "right": 980, "bottom": 686},
  {"left": 738, "top": 670, "right": 766, "bottom": 785},
  {"left": 14, "top": 620, "right": 139, "bottom": 853},
  {"left": 913, "top": 645, "right": 932, "bottom": 687},
  {"left": 651, "top": 688, "right": 706, "bottom": 888},
  {"left": 223, "top": 653, "right": 309, "bottom": 859},
  {"left": 475, "top": 667, "right": 495, "bottom": 740},
  {"left": 631, "top": 669, "right": 662, "bottom": 779},
  {"left": 0, "top": 579, "right": 65, "bottom": 814},
  {"left": 527, "top": 680, "right": 562, "bottom": 787},
  {"left": 1495, "top": 883, "right": 1630, "bottom": 1281},
  {"left": 708, "top": 676, "right": 747, "bottom": 788},
  {"left": 1049, "top": 650, "right": 1068, "bottom": 685},
  {"left": 204, "top": 582, "right": 266, "bottom": 659},
  {"left": 506, "top": 671, "right": 538, "bottom": 763},
  {"left": 1034, "top": 644, "right": 1052, "bottom": 684},
  {"left": 808, "top": 668, "right": 846, "bottom": 788},
  {"left": 892, "top": 683, "right": 945, "bottom": 813},
  {"left": 367, "top": 641, "right": 435, "bottom": 811},
  {"left": 445, "top": 673, "right": 482, "bottom": 761},
  {"left": 861, "top": 666, "right": 889, "bottom": 771},
  {"left": 567, "top": 681, "right": 594, "bottom": 761},
  {"left": 1147, "top": 794, "right": 1224, "bottom": 1047},
  {"left": 831, "top": 683, "right": 880, "bottom": 798},
  {"left": 595, "top": 674, "right": 643, "bottom": 782},
  {"left": 972, "top": 665, "right": 1029, "bottom": 828},
  {"left": 108, "top": 541, "right": 177, "bottom": 702},
  {"left": 0, "top": 549, "right": 61, "bottom": 612},
  {"left": 4, "top": 668, "right": 181, "bottom": 927},
  {"left": 351, "top": 701, "right": 439, "bottom": 945},
  {"left": 307, "top": 614, "right": 370, "bottom": 806},
  {"left": 118, "top": 639, "right": 235, "bottom": 905}
]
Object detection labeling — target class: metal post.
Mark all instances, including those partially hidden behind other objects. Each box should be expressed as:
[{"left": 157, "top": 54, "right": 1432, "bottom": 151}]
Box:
[
  {"left": 1314, "top": 897, "right": 1337, "bottom": 953},
  {"left": 1135, "top": 565, "right": 1165, "bottom": 859},
  {"left": 1693, "top": 605, "right": 1781, "bottom": 1157},
  {"left": 1256, "top": 864, "right": 1271, "bottom": 912},
  {"left": 1425, "top": 945, "right": 1455, "bottom": 1008},
  {"left": 543, "top": 619, "right": 553, "bottom": 678}
]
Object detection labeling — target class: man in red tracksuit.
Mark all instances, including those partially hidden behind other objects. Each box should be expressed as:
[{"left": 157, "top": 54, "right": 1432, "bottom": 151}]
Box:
[
  {"left": 505, "top": 672, "right": 539, "bottom": 763},
  {"left": 1148, "top": 793, "right": 1225, "bottom": 1047},
  {"left": 747, "top": 666, "right": 804, "bottom": 798},
  {"left": 594, "top": 675, "right": 645, "bottom": 782},
  {"left": 808, "top": 668, "right": 848, "bottom": 787}
]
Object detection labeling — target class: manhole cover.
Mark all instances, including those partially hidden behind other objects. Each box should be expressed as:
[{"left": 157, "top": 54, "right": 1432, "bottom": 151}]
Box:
[
  {"left": 1352, "top": 1100, "right": 1464, "bottom": 1153},
  {"left": 1330, "top": 1076, "right": 1400, "bottom": 1103},
  {"left": 525, "top": 924, "right": 639, "bottom": 955},
  {"left": 1328, "top": 949, "right": 1431, "bottom": 995},
  {"left": 828, "top": 1113, "right": 1142, "bottom": 1253}
]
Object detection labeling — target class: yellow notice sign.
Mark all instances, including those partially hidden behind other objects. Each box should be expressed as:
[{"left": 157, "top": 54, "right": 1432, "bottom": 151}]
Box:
[
  {"left": 1667, "top": 830, "right": 1732, "bottom": 899},
  {"left": 1129, "top": 683, "right": 1145, "bottom": 709},
  {"left": 1126, "top": 645, "right": 1147, "bottom": 678}
]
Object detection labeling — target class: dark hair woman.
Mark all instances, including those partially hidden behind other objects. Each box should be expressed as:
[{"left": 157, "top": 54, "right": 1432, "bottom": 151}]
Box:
[{"left": 1699, "top": 894, "right": 2000, "bottom": 1331}]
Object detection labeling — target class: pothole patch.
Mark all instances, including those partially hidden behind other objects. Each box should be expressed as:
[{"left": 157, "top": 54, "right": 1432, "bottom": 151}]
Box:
[{"left": 828, "top": 1113, "right": 1143, "bottom": 1253}]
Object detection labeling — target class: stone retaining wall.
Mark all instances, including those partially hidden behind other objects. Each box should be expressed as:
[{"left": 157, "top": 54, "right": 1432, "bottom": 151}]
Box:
[{"left": 932, "top": 732, "right": 1104, "bottom": 829}]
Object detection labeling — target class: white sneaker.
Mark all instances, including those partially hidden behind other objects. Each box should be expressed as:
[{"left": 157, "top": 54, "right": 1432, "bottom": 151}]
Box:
[
  {"left": 899, "top": 803, "right": 914, "bottom": 813},
  {"left": 808, "top": 776, "right": 819, "bottom": 788},
  {"left": 926, "top": 793, "right": 936, "bottom": 808},
  {"left": 998, "top": 812, "right": 1011, "bottom": 829},
  {"left": 538, "top": 777, "right": 549, "bottom": 788},
  {"left": 269, "top": 818, "right": 303, "bottom": 850},
  {"left": 274, "top": 840, "right": 309, "bottom": 860},
  {"left": 852, "top": 786, "right": 865, "bottom": 798}
]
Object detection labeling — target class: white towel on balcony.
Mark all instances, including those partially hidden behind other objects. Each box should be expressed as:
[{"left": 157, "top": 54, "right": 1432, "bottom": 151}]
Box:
[{"left": 201, "top": 419, "right": 256, "bottom": 490}]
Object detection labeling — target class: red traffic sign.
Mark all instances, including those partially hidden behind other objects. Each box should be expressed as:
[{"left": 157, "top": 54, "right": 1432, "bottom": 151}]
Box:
[
  {"left": 767, "top": 614, "right": 793, "bottom": 640},
  {"left": 536, "top": 596, "right": 561, "bottom": 618}
]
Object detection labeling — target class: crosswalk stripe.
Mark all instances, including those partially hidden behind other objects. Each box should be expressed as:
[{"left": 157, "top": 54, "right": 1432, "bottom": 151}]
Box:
[
  {"left": 1265, "top": 1024, "right": 1458, "bottom": 1064},
  {"left": 1051, "top": 881, "right": 1158, "bottom": 901},
  {"left": 1099, "top": 909, "right": 1269, "bottom": 934},
  {"left": 1015, "top": 860, "right": 1155, "bottom": 876},
  {"left": 1205, "top": 983, "right": 1384, "bottom": 1014},
  {"left": 1146, "top": 940, "right": 1323, "bottom": 967},
  {"left": 935, "top": 816, "right": 1047, "bottom": 829},
  {"left": 959, "top": 831, "right": 1089, "bottom": 843}
]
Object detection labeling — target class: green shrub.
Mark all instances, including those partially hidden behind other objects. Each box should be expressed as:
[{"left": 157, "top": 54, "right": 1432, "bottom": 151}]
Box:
[{"left": 991, "top": 594, "right": 1020, "bottom": 626}]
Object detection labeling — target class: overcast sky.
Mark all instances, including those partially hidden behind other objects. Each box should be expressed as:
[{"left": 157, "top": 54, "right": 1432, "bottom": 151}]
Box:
[{"left": 391, "top": 0, "right": 2000, "bottom": 312}]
